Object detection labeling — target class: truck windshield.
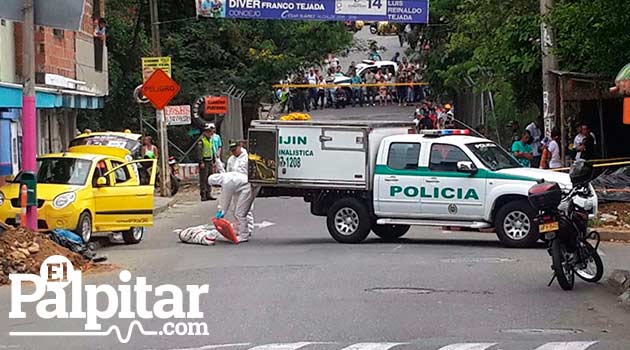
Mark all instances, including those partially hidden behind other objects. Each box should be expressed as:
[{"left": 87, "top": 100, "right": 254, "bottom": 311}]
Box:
[
  {"left": 36, "top": 158, "right": 92, "bottom": 185},
  {"left": 467, "top": 142, "right": 521, "bottom": 171}
]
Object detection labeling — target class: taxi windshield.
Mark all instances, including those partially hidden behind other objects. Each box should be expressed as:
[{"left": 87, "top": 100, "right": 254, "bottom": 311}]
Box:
[
  {"left": 467, "top": 142, "right": 521, "bottom": 171},
  {"left": 36, "top": 158, "right": 92, "bottom": 185}
]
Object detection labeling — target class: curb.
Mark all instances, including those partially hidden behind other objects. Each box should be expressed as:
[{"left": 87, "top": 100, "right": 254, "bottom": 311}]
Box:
[
  {"left": 607, "top": 270, "right": 630, "bottom": 310},
  {"left": 597, "top": 229, "right": 630, "bottom": 242},
  {"left": 153, "top": 196, "right": 181, "bottom": 216}
]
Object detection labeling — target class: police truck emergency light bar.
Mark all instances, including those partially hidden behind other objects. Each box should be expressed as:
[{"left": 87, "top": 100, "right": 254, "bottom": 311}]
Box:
[{"left": 420, "top": 129, "right": 471, "bottom": 136}]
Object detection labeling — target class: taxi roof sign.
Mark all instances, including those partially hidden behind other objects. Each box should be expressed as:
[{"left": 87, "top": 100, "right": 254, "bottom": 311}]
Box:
[{"left": 141, "top": 69, "right": 180, "bottom": 110}]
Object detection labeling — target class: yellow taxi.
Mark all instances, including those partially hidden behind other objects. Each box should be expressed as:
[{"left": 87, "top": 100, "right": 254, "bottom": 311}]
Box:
[{"left": 0, "top": 145, "right": 156, "bottom": 244}]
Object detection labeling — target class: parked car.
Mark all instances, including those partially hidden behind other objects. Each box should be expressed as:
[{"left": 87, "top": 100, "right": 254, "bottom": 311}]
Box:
[
  {"left": 328, "top": 60, "right": 399, "bottom": 95},
  {"left": 0, "top": 146, "right": 156, "bottom": 244},
  {"left": 70, "top": 131, "right": 179, "bottom": 195}
]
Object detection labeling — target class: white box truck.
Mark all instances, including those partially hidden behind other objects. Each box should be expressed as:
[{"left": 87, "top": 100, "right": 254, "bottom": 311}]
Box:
[{"left": 247, "top": 120, "right": 595, "bottom": 248}]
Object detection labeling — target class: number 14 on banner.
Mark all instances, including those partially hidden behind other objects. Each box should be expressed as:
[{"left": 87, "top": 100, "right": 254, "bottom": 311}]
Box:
[
  {"left": 368, "top": 0, "right": 383, "bottom": 9},
  {"left": 335, "top": 0, "right": 387, "bottom": 16}
]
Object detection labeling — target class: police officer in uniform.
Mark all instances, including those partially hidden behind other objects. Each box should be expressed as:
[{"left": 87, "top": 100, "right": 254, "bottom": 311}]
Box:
[{"left": 197, "top": 123, "right": 221, "bottom": 201}]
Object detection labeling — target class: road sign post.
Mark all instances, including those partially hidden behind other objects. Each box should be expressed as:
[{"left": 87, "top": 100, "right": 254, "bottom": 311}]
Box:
[{"left": 141, "top": 68, "right": 181, "bottom": 197}]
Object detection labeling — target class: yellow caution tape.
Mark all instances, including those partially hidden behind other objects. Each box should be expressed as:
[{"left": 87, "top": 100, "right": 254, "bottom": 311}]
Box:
[
  {"left": 271, "top": 82, "right": 429, "bottom": 89},
  {"left": 551, "top": 160, "right": 630, "bottom": 172}
]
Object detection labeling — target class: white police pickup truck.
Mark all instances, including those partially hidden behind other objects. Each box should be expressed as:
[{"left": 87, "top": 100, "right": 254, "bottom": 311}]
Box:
[{"left": 247, "top": 120, "right": 596, "bottom": 248}]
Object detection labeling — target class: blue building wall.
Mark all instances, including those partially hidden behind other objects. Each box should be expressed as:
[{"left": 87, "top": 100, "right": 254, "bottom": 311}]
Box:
[{"left": 0, "top": 109, "right": 19, "bottom": 176}]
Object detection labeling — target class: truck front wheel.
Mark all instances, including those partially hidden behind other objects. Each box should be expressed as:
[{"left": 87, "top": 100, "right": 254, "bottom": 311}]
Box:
[
  {"left": 372, "top": 224, "right": 410, "bottom": 241},
  {"left": 495, "top": 200, "right": 539, "bottom": 248},
  {"left": 327, "top": 198, "right": 372, "bottom": 244}
]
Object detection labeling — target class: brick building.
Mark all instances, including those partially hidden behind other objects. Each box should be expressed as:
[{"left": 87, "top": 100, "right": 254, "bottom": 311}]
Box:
[{"left": 0, "top": 0, "right": 108, "bottom": 180}]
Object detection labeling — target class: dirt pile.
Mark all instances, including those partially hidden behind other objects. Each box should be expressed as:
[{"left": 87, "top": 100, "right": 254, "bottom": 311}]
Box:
[
  {"left": 597, "top": 203, "right": 630, "bottom": 230},
  {"left": 0, "top": 224, "right": 89, "bottom": 285}
]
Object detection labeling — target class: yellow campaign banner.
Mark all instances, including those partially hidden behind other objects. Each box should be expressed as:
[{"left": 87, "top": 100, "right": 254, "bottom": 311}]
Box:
[{"left": 142, "top": 57, "right": 172, "bottom": 82}]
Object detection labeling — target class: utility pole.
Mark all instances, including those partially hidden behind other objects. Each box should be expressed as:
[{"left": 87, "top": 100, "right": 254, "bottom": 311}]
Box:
[
  {"left": 541, "top": 0, "right": 558, "bottom": 137},
  {"left": 148, "top": 0, "right": 171, "bottom": 197},
  {"left": 22, "top": 0, "right": 37, "bottom": 230}
]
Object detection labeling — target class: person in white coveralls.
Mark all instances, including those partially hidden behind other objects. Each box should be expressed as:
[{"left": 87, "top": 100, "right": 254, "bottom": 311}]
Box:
[{"left": 209, "top": 141, "right": 256, "bottom": 242}]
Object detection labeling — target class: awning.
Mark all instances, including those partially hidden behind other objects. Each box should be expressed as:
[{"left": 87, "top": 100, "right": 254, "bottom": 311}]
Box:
[{"left": 0, "top": 83, "right": 104, "bottom": 109}]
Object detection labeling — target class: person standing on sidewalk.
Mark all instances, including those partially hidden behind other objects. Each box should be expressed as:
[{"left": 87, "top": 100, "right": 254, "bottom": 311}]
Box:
[
  {"left": 350, "top": 71, "right": 364, "bottom": 107},
  {"left": 197, "top": 123, "right": 222, "bottom": 201},
  {"left": 141, "top": 136, "right": 158, "bottom": 160},
  {"left": 512, "top": 130, "right": 534, "bottom": 167},
  {"left": 364, "top": 70, "right": 376, "bottom": 106},
  {"left": 526, "top": 117, "right": 543, "bottom": 168}
]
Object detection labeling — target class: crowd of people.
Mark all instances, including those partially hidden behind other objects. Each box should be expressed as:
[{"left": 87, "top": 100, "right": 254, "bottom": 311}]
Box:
[
  {"left": 274, "top": 51, "right": 428, "bottom": 113},
  {"left": 507, "top": 119, "right": 598, "bottom": 169},
  {"left": 412, "top": 101, "right": 457, "bottom": 131}
]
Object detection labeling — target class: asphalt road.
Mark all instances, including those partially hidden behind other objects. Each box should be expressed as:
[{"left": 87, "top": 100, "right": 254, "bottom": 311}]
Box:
[
  {"left": 309, "top": 104, "right": 415, "bottom": 121},
  {"left": 2, "top": 196, "right": 630, "bottom": 350}
]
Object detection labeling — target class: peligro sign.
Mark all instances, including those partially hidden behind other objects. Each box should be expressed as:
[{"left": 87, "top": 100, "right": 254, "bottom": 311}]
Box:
[
  {"left": 196, "top": 0, "right": 430, "bottom": 24},
  {"left": 143, "top": 86, "right": 178, "bottom": 93}
]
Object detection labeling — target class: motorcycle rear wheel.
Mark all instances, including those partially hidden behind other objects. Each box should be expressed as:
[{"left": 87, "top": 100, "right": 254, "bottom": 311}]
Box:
[
  {"left": 575, "top": 242, "right": 604, "bottom": 283},
  {"left": 551, "top": 239, "right": 575, "bottom": 291}
]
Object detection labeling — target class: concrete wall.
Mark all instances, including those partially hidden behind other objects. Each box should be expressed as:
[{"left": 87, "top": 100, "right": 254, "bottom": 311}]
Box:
[
  {"left": 37, "top": 109, "right": 78, "bottom": 154},
  {"left": 75, "top": 34, "right": 109, "bottom": 96},
  {"left": 0, "top": 19, "right": 16, "bottom": 83},
  {"left": 75, "top": 0, "right": 108, "bottom": 96}
]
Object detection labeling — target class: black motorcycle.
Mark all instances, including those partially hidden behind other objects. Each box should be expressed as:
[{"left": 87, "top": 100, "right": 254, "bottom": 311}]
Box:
[{"left": 528, "top": 160, "right": 603, "bottom": 291}]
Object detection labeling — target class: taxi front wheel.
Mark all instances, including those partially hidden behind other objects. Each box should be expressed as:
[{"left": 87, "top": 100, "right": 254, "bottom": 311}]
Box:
[
  {"left": 495, "top": 200, "right": 538, "bottom": 248},
  {"left": 75, "top": 211, "right": 92, "bottom": 243}
]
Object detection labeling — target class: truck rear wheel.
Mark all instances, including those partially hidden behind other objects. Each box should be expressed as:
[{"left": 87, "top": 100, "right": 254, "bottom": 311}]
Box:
[
  {"left": 495, "top": 200, "right": 538, "bottom": 248},
  {"left": 372, "top": 224, "right": 410, "bottom": 241},
  {"left": 327, "top": 198, "right": 372, "bottom": 244}
]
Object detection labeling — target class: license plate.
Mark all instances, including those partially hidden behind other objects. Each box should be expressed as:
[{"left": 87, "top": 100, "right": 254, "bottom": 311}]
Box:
[{"left": 539, "top": 221, "right": 559, "bottom": 233}]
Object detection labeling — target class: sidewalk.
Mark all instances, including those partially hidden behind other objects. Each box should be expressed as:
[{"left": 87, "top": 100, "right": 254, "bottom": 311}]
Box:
[
  {"left": 599, "top": 229, "right": 630, "bottom": 242},
  {"left": 153, "top": 195, "right": 180, "bottom": 215}
]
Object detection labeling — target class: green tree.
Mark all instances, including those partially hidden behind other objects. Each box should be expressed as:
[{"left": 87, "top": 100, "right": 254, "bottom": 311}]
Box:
[
  {"left": 418, "top": 0, "right": 541, "bottom": 143},
  {"left": 550, "top": 0, "right": 630, "bottom": 76},
  {"left": 79, "top": 0, "right": 352, "bottom": 143}
]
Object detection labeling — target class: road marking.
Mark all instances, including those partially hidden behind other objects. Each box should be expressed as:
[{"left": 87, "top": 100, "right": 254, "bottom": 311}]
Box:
[
  {"left": 161, "top": 341, "right": 604, "bottom": 350},
  {"left": 254, "top": 221, "right": 275, "bottom": 229},
  {"left": 437, "top": 344, "right": 497, "bottom": 350},
  {"left": 391, "top": 245, "right": 403, "bottom": 252},
  {"left": 339, "top": 343, "right": 407, "bottom": 350},
  {"left": 164, "top": 343, "right": 251, "bottom": 350},
  {"left": 534, "top": 342, "right": 599, "bottom": 350},
  {"left": 248, "top": 342, "right": 324, "bottom": 350}
]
